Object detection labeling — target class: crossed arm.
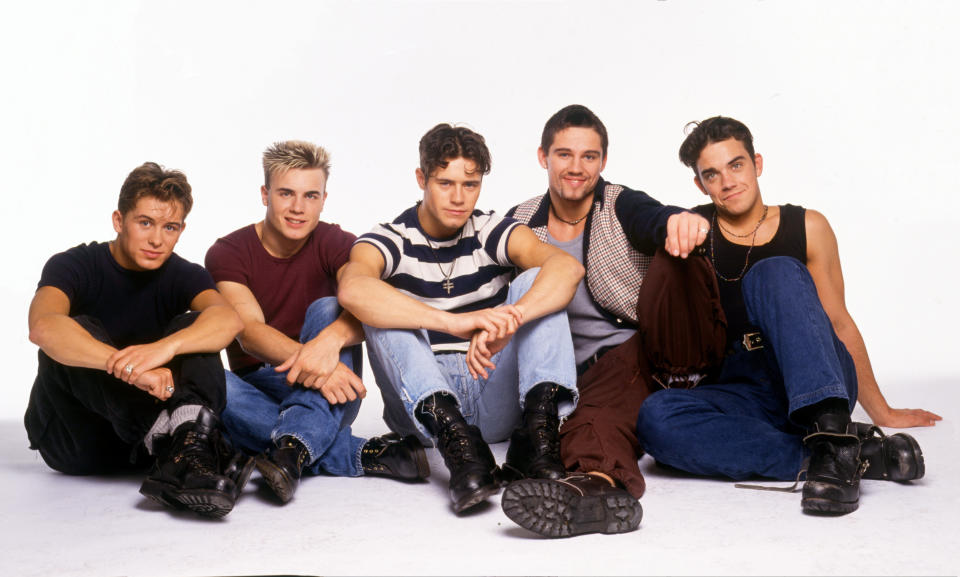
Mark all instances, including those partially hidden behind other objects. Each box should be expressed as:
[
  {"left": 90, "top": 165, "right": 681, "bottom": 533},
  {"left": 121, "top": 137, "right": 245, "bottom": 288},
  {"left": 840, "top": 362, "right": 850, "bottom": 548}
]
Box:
[
  {"left": 215, "top": 279, "right": 366, "bottom": 405},
  {"left": 338, "top": 225, "right": 584, "bottom": 379},
  {"left": 805, "top": 210, "right": 942, "bottom": 428},
  {"left": 28, "top": 286, "right": 242, "bottom": 402}
]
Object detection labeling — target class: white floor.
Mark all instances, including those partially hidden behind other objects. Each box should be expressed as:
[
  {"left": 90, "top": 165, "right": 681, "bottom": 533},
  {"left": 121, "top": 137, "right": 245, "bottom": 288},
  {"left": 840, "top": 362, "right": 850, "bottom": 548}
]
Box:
[{"left": 1, "top": 377, "right": 956, "bottom": 577}]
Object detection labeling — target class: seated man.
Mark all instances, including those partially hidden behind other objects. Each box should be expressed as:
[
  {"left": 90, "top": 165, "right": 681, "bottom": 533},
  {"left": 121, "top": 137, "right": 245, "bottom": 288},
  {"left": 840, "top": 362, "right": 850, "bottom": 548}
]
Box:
[
  {"left": 636, "top": 116, "right": 940, "bottom": 514},
  {"left": 338, "top": 123, "right": 584, "bottom": 513},
  {"left": 205, "top": 140, "right": 428, "bottom": 505},
  {"left": 25, "top": 162, "right": 249, "bottom": 518},
  {"left": 501, "top": 104, "right": 714, "bottom": 538}
]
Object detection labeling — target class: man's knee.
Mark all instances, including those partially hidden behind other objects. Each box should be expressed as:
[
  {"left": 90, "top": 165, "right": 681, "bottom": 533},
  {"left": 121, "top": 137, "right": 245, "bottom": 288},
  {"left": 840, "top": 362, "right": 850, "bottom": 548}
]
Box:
[
  {"left": 743, "top": 257, "right": 810, "bottom": 294},
  {"left": 301, "top": 297, "right": 343, "bottom": 341}
]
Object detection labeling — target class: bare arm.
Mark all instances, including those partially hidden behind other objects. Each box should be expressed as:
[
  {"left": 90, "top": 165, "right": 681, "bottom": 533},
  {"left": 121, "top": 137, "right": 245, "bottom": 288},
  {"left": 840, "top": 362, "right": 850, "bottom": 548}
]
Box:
[
  {"left": 216, "top": 280, "right": 301, "bottom": 366},
  {"left": 29, "top": 286, "right": 117, "bottom": 370},
  {"left": 805, "top": 210, "right": 941, "bottom": 427},
  {"left": 105, "top": 289, "right": 243, "bottom": 384},
  {"left": 505, "top": 225, "right": 584, "bottom": 322},
  {"left": 338, "top": 242, "right": 518, "bottom": 339}
]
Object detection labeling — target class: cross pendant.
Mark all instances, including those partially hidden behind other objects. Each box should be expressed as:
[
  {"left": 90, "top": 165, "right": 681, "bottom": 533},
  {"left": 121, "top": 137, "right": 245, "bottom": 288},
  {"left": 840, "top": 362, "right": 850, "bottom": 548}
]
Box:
[{"left": 442, "top": 278, "right": 454, "bottom": 295}]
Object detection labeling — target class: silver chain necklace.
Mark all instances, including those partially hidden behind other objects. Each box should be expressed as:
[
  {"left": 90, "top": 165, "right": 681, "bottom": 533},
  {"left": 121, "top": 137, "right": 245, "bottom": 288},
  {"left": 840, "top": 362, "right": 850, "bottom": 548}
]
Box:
[{"left": 424, "top": 226, "right": 463, "bottom": 295}]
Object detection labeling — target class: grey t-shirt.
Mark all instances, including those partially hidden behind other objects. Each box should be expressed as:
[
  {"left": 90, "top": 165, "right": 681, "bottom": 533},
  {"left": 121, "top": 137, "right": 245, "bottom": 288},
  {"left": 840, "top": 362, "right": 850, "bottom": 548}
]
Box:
[{"left": 547, "top": 231, "right": 635, "bottom": 366}]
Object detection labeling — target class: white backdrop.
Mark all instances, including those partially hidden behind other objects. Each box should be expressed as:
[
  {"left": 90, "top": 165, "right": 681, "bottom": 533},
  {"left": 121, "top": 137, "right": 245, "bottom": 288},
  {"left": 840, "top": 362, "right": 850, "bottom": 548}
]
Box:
[{"left": 2, "top": 0, "right": 957, "bottom": 420}]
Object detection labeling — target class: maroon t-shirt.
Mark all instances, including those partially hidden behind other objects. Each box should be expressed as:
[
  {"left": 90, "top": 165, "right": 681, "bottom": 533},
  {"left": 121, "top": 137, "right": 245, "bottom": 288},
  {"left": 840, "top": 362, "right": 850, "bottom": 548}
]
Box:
[{"left": 205, "top": 222, "right": 356, "bottom": 372}]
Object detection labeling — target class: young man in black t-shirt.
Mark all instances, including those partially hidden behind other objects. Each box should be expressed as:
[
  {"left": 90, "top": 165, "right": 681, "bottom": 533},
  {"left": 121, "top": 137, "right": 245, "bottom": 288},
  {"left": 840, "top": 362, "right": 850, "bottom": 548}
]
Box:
[{"left": 25, "top": 162, "right": 249, "bottom": 518}]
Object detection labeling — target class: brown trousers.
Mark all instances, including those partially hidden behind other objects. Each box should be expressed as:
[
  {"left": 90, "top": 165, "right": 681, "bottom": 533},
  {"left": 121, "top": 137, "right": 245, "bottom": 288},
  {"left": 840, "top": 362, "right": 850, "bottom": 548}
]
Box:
[{"left": 559, "top": 249, "right": 726, "bottom": 498}]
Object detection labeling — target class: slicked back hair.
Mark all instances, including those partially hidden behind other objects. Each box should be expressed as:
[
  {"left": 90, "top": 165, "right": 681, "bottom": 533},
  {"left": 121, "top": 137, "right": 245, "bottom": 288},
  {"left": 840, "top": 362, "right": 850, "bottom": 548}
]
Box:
[
  {"left": 679, "top": 116, "right": 756, "bottom": 173},
  {"left": 541, "top": 104, "right": 609, "bottom": 159},
  {"left": 418, "top": 124, "right": 492, "bottom": 179},
  {"left": 118, "top": 162, "right": 193, "bottom": 218},
  {"left": 263, "top": 140, "right": 331, "bottom": 188}
]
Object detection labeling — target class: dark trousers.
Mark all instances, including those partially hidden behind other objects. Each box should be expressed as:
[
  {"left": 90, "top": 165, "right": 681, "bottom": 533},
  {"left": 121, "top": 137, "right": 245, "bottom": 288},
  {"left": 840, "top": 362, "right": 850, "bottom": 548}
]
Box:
[
  {"left": 24, "top": 313, "right": 227, "bottom": 475},
  {"left": 560, "top": 251, "right": 725, "bottom": 498}
]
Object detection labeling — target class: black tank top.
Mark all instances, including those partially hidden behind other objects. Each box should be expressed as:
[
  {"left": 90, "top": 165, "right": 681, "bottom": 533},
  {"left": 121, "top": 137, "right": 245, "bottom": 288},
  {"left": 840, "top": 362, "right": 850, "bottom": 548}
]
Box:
[{"left": 693, "top": 203, "right": 807, "bottom": 344}]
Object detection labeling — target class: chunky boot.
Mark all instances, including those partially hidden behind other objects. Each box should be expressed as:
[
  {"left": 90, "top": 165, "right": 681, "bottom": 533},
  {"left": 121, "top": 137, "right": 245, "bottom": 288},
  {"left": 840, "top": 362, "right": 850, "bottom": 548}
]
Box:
[
  {"left": 501, "top": 473, "right": 643, "bottom": 538},
  {"left": 502, "top": 382, "right": 565, "bottom": 482},
  {"left": 801, "top": 414, "right": 864, "bottom": 514},
  {"left": 256, "top": 436, "right": 309, "bottom": 504},
  {"left": 139, "top": 407, "right": 237, "bottom": 518},
  {"left": 217, "top": 434, "right": 256, "bottom": 501},
  {"left": 417, "top": 393, "right": 499, "bottom": 513},
  {"left": 854, "top": 423, "right": 925, "bottom": 481},
  {"left": 361, "top": 433, "right": 431, "bottom": 480}
]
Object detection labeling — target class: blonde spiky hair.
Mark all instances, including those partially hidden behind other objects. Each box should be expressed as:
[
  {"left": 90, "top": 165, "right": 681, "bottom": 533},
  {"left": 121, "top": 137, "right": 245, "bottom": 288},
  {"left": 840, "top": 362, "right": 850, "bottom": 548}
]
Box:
[{"left": 262, "top": 140, "right": 331, "bottom": 188}]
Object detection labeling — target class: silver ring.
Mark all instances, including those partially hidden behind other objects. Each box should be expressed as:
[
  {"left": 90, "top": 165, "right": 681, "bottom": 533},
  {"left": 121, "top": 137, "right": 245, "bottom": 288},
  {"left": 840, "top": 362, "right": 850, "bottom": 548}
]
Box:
[
  {"left": 124, "top": 364, "right": 134, "bottom": 374},
  {"left": 165, "top": 385, "right": 175, "bottom": 394},
  {"left": 699, "top": 227, "right": 709, "bottom": 233}
]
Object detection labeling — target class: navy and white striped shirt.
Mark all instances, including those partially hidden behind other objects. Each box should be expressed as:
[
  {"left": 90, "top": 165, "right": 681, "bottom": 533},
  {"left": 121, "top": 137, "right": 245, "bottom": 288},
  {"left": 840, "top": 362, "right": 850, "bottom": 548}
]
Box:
[{"left": 356, "top": 205, "right": 519, "bottom": 349}]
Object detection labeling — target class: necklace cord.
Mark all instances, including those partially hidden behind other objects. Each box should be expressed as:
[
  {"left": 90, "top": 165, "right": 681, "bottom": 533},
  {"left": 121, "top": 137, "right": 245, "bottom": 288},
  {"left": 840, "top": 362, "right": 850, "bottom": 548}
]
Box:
[{"left": 710, "top": 205, "right": 768, "bottom": 282}]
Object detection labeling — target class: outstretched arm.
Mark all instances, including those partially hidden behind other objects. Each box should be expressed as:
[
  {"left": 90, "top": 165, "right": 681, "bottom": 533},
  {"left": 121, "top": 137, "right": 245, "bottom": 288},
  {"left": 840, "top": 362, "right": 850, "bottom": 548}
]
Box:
[{"left": 805, "top": 210, "right": 942, "bottom": 427}]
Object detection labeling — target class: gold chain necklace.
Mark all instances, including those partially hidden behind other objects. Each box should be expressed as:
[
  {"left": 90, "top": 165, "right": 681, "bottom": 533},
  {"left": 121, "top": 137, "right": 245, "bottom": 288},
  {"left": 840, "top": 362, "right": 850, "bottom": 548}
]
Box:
[{"left": 710, "top": 205, "right": 768, "bottom": 282}]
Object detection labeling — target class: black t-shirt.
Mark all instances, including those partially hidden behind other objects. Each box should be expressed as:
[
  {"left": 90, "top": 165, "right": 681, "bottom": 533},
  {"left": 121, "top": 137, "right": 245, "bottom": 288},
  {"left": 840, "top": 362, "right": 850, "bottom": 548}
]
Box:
[{"left": 37, "top": 241, "right": 216, "bottom": 348}]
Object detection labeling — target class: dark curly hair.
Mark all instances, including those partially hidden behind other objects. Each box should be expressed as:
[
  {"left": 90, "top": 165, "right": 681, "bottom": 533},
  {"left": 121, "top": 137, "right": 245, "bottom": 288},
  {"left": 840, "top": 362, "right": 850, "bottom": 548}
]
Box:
[
  {"left": 118, "top": 162, "right": 193, "bottom": 217},
  {"left": 419, "top": 124, "right": 492, "bottom": 179},
  {"left": 678, "top": 116, "right": 755, "bottom": 173}
]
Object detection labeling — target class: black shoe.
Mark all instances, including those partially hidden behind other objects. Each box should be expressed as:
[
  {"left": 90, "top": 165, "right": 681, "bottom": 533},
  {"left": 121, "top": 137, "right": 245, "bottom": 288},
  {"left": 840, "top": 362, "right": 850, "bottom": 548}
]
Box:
[
  {"left": 854, "top": 423, "right": 925, "bottom": 481},
  {"left": 501, "top": 473, "right": 643, "bottom": 538},
  {"left": 502, "top": 383, "right": 565, "bottom": 483},
  {"left": 417, "top": 393, "right": 499, "bottom": 513},
  {"left": 801, "top": 416, "right": 863, "bottom": 514},
  {"left": 362, "top": 433, "right": 430, "bottom": 480},
  {"left": 256, "top": 436, "right": 309, "bottom": 504},
  {"left": 218, "top": 435, "right": 256, "bottom": 501},
  {"left": 139, "top": 407, "right": 237, "bottom": 518}
]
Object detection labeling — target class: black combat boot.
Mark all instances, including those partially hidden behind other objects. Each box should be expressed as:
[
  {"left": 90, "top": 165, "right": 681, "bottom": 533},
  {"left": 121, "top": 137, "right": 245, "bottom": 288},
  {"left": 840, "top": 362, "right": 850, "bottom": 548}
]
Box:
[
  {"left": 256, "top": 436, "right": 310, "bottom": 504},
  {"left": 854, "top": 422, "right": 925, "bottom": 481},
  {"left": 501, "top": 473, "right": 643, "bottom": 538},
  {"left": 502, "top": 382, "right": 565, "bottom": 482},
  {"left": 217, "top": 434, "right": 256, "bottom": 501},
  {"left": 139, "top": 407, "right": 237, "bottom": 518},
  {"left": 416, "top": 392, "right": 499, "bottom": 513},
  {"left": 361, "top": 432, "right": 430, "bottom": 481},
  {"left": 801, "top": 413, "right": 864, "bottom": 514}
]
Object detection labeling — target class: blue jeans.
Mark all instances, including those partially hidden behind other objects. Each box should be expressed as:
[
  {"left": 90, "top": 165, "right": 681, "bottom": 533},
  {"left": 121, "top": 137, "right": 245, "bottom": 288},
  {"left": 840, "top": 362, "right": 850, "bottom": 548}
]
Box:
[
  {"left": 221, "top": 298, "right": 366, "bottom": 477},
  {"left": 364, "top": 268, "right": 578, "bottom": 444},
  {"left": 635, "top": 257, "right": 858, "bottom": 481}
]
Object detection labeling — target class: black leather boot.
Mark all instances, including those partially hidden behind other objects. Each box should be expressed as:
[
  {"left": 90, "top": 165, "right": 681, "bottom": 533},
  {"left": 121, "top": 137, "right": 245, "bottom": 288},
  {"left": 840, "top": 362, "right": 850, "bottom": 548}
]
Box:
[
  {"left": 361, "top": 432, "right": 430, "bottom": 480},
  {"left": 139, "top": 407, "right": 237, "bottom": 518},
  {"left": 217, "top": 434, "right": 256, "bottom": 501},
  {"left": 416, "top": 392, "right": 499, "bottom": 513},
  {"left": 256, "top": 435, "right": 310, "bottom": 504},
  {"left": 854, "top": 422, "right": 925, "bottom": 481},
  {"left": 801, "top": 414, "right": 864, "bottom": 514},
  {"left": 501, "top": 473, "right": 643, "bottom": 538},
  {"left": 502, "top": 382, "right": 565, "bottom": 482}
]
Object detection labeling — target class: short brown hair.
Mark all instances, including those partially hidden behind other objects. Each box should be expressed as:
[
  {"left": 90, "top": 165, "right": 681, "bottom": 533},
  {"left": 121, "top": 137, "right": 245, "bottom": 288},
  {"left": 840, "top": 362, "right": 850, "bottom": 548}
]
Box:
[
  {"left": 118, "top": 162, "right": 193, "bottom": 217},
  {"left": 418, "top": 124, "right": 491, "bottom": 179},
  {"left": 541, "top": 104, "right": 609, "bottom": 159},
  {"left": 262, "top": 140, "right": 331, "bottom": 188}
]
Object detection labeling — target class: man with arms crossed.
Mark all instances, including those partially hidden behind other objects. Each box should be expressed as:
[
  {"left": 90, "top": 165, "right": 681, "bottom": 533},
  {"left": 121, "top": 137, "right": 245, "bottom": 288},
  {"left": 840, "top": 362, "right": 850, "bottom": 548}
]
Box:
[
  {"left": 339, "top": 124, "right": 584, "bottom": 513},
  {"left": 206, "top": 141, "right": 428, "bottom": 504},
  {"left": 26, "top": 162, "right": 248, "bottom": 517},
  {"left": 636, "top": 116, "right": 939, "bottom": 514},
  {"left": 502, "top": 104, "right": 714, "bottom": 537}
]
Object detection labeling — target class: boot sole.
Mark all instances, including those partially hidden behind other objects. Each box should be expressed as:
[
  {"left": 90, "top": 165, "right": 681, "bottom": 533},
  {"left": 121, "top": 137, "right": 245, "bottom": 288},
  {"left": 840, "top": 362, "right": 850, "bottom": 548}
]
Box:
[
  {"left": 801, "top": 496, "right": 859, "bottom": 514},
  {"left": 139, "top": 480, "right": 234, "bottom": 518},
  {"left": 501, "top": 479, "right": 642, "bottom": 538},
  {"left": 890, "top": 433, "right": 925, "bottom": 481},
  {"left": 452, "top": 482, "right": 500, "bottom": 513},
  {"left": 255, "top": 458, "right": 297, "bottom": 504},
  {"left": 412, "top": 444, "right": 431, "bottom": 480}
]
